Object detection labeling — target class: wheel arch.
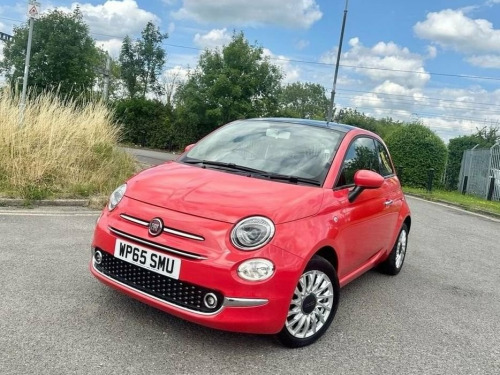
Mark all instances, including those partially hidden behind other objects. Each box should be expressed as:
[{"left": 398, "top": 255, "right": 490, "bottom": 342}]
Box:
[
  {"left": 404, "top": 215, "right": 411, "bottom": 233},
  {"left": 314, "top": 246, "right": 339, "bottom": 273}
]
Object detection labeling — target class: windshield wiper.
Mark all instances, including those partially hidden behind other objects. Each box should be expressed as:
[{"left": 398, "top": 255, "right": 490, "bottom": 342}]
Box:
[
  {"left": 183, "top": 159, "right": 269, "bottom": 175},
  {"left": 266, "top": 173, "right": 321, "bottom": 186},
  {"left": 183, "top": 159, "right": 321, "bottom": 186}
]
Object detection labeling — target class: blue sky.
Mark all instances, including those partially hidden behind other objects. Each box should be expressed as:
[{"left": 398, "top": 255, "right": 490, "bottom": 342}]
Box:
[{"left": 1, "top": 0, "right": 500, "bottom": 141}]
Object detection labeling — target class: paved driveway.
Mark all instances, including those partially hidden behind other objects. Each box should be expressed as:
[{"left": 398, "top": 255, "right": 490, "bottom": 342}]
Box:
[{"left": 0, "top": 198, "right": 499, "bottom": 375}]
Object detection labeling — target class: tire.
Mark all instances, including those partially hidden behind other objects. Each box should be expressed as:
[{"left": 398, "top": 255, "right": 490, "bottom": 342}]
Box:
[
  {"left": 379, "top": 224, "right": 408, "bottom": 275},
  {"left": 277, "top": 255, "right": 340, "bottom": 348}
]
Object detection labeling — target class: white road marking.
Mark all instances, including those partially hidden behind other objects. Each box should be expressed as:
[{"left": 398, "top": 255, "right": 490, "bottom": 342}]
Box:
[
  {"left": 406, "top": 195, "right": 500, "bottom": 223},
  {"left": 0, "top": 211, "right": 99, "bottom": 217}
]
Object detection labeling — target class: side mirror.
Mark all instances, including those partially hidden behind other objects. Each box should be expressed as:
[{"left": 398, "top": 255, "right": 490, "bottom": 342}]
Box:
[
  {"left": 184, "top": 143, "right": 195, "bottom": 152},
  {"left": 348, "top": 170, "right": 384, "bottom": 203}
]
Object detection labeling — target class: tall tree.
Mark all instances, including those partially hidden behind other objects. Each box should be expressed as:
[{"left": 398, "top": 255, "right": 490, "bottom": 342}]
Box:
[
  {"left": 119, "top": 22, "right": 167, "bottom": 98},
  {"left": 278, "top": 82, "right": 328, "bottom": 120},
  {"left": 173, "top": 32, "right": 282, "bottom": 144},
  {"left": 0, "top": 9, "right": 101, "bottom": 99}
]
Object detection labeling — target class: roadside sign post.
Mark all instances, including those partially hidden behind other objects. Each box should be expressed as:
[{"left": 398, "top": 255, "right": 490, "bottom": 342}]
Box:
[
  {"left": 19, "top": 0, "right": 40, "bottom": 127},
  {"left": 0, "top": 32, "right": 13, "bottom": 42}
]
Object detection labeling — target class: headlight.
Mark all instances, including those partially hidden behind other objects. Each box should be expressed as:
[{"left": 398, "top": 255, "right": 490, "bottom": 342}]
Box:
[
  {"left": 237, "top": 259, "right": 275, "bottom": 281},
  {"left": 108, "top": 184, "right": 126, "bottom": 211},
  {"left": 231, "top": 216, "right": 275, "bottom": 250}
]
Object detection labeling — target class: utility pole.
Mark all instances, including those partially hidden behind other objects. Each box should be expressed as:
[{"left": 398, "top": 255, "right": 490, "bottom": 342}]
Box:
[
  {"left": 102, "top": 53, "right": 111, "bottom": 101},
  {"left": 19, "top": 0, "right": 40, "bottom": 127},
  {"left": 327, "top": 0, "right": 349, "bottom": 123}
]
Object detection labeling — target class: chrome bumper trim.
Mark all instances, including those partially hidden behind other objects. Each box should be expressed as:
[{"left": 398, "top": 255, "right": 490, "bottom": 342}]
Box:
[
  {"left": 223, "top": 297, "right": 269, "bottom": 307},
  {"left": 120, "top": 213, "right": 205, "bottom": 241},
  {"left": 108, "top": 226, "right": 207, "bottom": 260}
]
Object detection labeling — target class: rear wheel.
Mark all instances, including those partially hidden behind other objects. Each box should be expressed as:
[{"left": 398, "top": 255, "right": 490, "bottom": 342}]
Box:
[
  {"left": 379, "top": 224, "right": 408, "bottom": 275},
  {"left": 277, "top": 255, "right": 340, "bottom": 348}
]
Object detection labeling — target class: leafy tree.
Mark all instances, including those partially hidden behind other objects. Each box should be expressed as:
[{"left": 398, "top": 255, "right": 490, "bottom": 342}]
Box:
[
  {"left": 114, "top": 98, "right": 173, "bottom": 148},
  {"left": 278, "top": 82, "right": 328, "bottom": 120},
  {"left": 173, "top": 32, "right": 282, "bottom": 145},
  {"left": 119, "top": 22, "right": 168, "bottom": 98},
  {"left": 446, "top": 125, "right": 499, "bottom": 189},
  {"left": 337, "top": 108, "right": 378, "bottom": 133},
  {"left": 386, "top": 123, "right": 448, "bottom": 187},
  {"left": 337, "top": 108, "right": 403, "bottom": 139},
  {"left": 0, "top": 9, "right": 101, "bottom": 99}
]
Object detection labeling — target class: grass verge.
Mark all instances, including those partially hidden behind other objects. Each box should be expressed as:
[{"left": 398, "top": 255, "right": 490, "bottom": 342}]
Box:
[
  {"left": 404, "top": 187, "right": 500, "bottom": 216},
  {"left": 0, "top": 90, "right": 136, "bottom": 202}
]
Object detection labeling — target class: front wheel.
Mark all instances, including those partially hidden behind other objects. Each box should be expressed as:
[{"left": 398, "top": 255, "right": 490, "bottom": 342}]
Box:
[
  {"left": 379, "top": 224, "right": 409, "bottom": 275},
  {"left": 277, "top": 256, "right": 340, "bottom": 348}
]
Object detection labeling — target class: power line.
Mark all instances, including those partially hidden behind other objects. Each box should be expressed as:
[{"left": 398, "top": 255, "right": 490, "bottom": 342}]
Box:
[
  {"left": 334, "top": 93, "right": 500, "bottom": 115},
  {"left": 2, "top": 15, "right": 500, "bottom": 82},
  {"left": 344, "top": 104, "right": 499, "bottom": 125},
  {"left": 336, "top": 88, "right": 500, "bottom": 109}
]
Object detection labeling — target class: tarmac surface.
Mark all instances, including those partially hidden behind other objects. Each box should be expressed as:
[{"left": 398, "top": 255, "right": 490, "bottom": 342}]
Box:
[{"left": 0, "top": 197, "right": 499, "bottom": 374}]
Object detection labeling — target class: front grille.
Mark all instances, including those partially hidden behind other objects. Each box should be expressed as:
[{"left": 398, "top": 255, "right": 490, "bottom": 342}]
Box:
[{"left": 95, "top": 251, "right": 223, "bottom": 313}]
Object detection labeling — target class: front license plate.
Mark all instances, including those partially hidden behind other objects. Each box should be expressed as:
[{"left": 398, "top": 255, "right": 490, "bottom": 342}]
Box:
[{"left": 114, "top": 239, "right": 181, "bottom": 279}]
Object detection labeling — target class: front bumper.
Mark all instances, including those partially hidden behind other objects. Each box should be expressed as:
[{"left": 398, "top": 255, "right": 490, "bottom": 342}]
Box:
[{"left": 90, "top": 202, "right": 305, "bottom": 334}]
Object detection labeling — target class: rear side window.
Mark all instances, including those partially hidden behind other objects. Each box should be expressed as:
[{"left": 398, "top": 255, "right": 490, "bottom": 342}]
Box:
[
  {"left": 336, "top": 137, "right": 379, "bottom": 187},
  {"left": 376, "top": 141, "right": 394, "bottom": 177}
]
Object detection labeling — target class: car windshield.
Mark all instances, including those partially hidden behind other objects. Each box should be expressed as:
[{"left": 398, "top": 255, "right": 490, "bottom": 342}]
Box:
[{"left": 179, "top": 120, "right": 344, "bottom": 186}]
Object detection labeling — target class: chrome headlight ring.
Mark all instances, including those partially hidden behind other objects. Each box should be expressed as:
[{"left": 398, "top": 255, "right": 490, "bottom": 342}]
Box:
[{"left": 230, "top": 216, "right": 275, "bottom": 251}]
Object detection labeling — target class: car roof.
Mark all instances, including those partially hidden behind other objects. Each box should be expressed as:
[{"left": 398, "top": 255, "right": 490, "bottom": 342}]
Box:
[{"left": 247, "top": 117, "right": 357, "bottom": 133}]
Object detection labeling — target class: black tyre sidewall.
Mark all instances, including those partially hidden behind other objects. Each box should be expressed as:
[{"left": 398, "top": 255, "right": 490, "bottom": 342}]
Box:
[
  {"left": 277, "top": 255, "right": 340, "bottom": 348},
  {"left": 380, "top": 224, "right": 408, "bottom": 275}
]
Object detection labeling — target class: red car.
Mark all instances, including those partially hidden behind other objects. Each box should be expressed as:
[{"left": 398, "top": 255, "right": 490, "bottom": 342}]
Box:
[{"left": 91, "top": 118, "right": 411, "bottom": 347}]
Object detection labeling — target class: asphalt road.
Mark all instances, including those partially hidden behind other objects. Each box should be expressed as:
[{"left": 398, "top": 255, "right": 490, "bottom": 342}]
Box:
[
  {"left": 0, "top": 198, "right": 499, "bottom": 375},
  {"left": 123, "top": 147, "right": 178, "bottom": 165}
]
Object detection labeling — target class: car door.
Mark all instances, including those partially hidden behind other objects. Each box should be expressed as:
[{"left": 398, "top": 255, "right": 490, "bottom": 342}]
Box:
[{"left": 329, "top": 136, "right": 390, "bottom": 276}]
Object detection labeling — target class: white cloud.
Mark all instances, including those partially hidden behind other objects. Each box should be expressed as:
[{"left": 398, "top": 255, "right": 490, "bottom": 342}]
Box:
[
  {"left": 167, "top": 22, "right": 175, "bottom": 35},
  {"left": 59, "top": 0, "right": 159, "bottom": 37},
  {"left": 95, "top": 38, "right": 123, "bottom": 58},
  {"left": 172, "top": 0, "right": 322, "bottom": 29},
  {"left": 414, "top": 9, "right": 500, "bottom": 54},
  {"left": 295, "top": 39, "right": 310, "bottom": 50},
  {"left": 320, "top": 38, "right": 430, "bottom": 88},
  {"left": 426, "top": 45, "right": 437, "bottom": 59},
  {"left": 263, "top": 48, "right": 300, "bottom": 83},
  {"left": 466, "top": 54, "right": 500, "bottom": 68},
  {"left": 193, "top": 28, "right": 231, "bottom": 49}
]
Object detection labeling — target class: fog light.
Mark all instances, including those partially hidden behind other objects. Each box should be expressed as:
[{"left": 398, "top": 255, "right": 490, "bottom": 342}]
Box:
[
  {"left": 94, "top": 250, "right": 103, "bottom": 265},
  {"left": 237, "top": 259, "right": 274, "bottom": 281},
  {"left": 203, "top": 293, "right": 218, "bottom": 309}
]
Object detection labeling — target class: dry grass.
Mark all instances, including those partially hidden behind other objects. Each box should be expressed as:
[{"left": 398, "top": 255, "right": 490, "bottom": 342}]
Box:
[{"left": 0, "top": 90, "right": 136, "bottom": 200}]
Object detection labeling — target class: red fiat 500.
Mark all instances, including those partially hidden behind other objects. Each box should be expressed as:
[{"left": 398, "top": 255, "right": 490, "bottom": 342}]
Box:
[{"left": 91, "top": 118, "right": 411, "bottom": 347}]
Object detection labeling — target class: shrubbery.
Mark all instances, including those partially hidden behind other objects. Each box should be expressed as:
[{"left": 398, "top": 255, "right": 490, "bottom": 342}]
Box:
[
  {"left": 0, "top": 90, "right": 136, "bottom": 200},
  {"left": 114, "top": 98, "right": 174, "bottom": 149},
  {"left": 386, "top": 123, "right": 448, "bottom": 188}
]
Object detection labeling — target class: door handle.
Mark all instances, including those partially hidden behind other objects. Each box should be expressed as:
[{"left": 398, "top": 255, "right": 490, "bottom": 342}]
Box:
[{"left": 384, "top": 199, "right": 394, "bottom": 206}]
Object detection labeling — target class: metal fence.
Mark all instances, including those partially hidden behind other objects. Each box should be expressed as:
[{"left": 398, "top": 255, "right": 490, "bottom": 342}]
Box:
[{"left": 458, "top": 143, "right": 500, "bottom": 201}]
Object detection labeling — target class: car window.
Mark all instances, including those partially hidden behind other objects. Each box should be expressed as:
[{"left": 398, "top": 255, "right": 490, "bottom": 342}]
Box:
[
  {"left": 336, "top": 137, "right": 379, "bottom": 188},
  {"left": 376, "top": 140, "right": 394, "bottom": 177}
]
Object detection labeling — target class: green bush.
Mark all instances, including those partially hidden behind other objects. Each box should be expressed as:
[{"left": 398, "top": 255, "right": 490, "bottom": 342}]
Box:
[
  {"left": 386, "top": 123, "right": 447, "bottom": 188},
  {"left": 114, "top": 98, "right": 173, "bottom": 149}
]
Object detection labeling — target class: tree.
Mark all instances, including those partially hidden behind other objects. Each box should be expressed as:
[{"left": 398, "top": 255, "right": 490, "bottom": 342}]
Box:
[
  {"left": 173, "top": 32, "right": 282, "bottom": 145},
  {"left": 386, "top": 123, "right": 448, "bottom": 188},
  {"left": 337, "top": 108, "right": 404, "bottom": 139},
  {"left": 114, "top": 98, "right": 173, "bottom": 148},
  {"left": 446, "top": 125, "right": 499, "bottom": 189},
  {"left": 0, "top": 9, "right": 101, "bottom": 99},
  {"left": 119, "top": 22, "right": 168, "bottom": 98},
  {"left": 278, "top": 82, "right": 328, "bottom": 120}
]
